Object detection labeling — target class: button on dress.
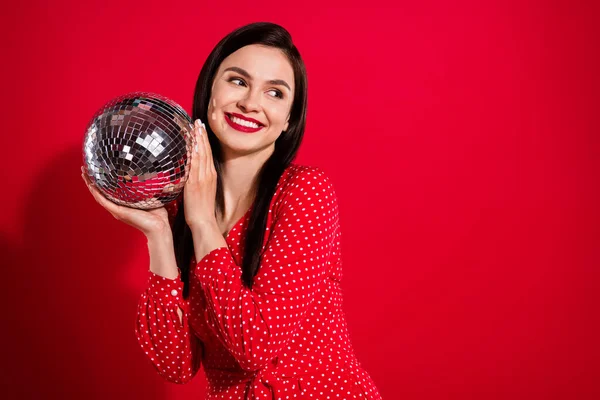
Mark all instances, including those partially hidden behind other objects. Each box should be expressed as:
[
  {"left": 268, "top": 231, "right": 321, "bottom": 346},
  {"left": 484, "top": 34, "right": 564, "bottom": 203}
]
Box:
[{"left": 135, "top": 163, "right": 382, "bottom": 399}]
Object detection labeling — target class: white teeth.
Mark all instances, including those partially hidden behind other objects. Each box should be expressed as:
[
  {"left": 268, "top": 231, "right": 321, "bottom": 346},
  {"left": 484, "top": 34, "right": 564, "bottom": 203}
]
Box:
[{"left": 230, "top": 115, "right": 260, "bottom": 128}]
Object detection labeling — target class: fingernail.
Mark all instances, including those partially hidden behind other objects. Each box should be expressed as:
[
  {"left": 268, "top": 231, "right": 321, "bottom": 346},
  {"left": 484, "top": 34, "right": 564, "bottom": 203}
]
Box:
[{"left": 194, "top": 144, "right": 198, "bottom": 153}]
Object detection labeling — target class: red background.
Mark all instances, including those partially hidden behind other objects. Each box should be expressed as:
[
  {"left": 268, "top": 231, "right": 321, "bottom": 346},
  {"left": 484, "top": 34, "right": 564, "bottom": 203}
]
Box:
[{"left": 1, "top": 1, "right": 598, "bottom": 399}]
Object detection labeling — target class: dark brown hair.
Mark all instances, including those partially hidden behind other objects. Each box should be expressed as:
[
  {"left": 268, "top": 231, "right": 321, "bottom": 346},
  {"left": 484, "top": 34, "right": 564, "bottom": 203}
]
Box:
[{"left": 171, "top": 22, "right": 308, "bottom": 297}]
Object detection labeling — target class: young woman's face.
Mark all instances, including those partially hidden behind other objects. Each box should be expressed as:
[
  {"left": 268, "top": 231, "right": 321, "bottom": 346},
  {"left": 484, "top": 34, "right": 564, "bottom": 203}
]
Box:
[{"left": 207, "top": 44, "right": 295, "bottom": 158}]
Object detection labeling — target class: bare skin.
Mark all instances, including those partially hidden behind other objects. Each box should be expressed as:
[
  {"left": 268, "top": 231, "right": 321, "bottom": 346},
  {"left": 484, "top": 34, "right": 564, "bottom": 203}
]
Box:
[
  {"left": 82, "top": 44, "right": 295, "bottom": 324},
  {"left": 208, "top": 44, "right": 294, "bottom": 236}
]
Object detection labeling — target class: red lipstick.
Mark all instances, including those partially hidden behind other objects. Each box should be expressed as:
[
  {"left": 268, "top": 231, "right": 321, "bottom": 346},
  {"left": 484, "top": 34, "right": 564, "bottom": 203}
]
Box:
[{"left": 225, "top": 113, "right": 264, "bottom": 133}]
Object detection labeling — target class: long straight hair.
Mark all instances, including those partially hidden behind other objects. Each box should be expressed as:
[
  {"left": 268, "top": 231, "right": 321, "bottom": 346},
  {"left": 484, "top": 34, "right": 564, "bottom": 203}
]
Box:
[{"left": 171, "top": 22, "right": 308, "bottom": 297}]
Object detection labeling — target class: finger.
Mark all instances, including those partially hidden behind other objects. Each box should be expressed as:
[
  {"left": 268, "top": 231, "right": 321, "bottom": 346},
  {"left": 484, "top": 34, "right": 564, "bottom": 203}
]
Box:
[
  {"left": 195, "top": 120, "right": 211, "bottom": 175},
  {"left": 194, "top": 120, "right": 206, "bottom": 179},
  {"left": 191, "top": 122, "right": 199, "bottom": 154},
  {"left": 81, "top": 169, "right": 104, "bottom": 191},
  {"left": 81, "top": 172, "right": 90, "bottom": 186},
  {"left": 199, "top": 122, "right": 214, "bottom": 174},
  {"left": 187, "top": 122, "right": 200, "bottom": 182},
  {"left": 85, "top": 179, "right": 124, "bottom": 216},
  {"left": 197, "top": 121, "right": 208, "bottom": 174},
  {"left": 81, "top": 171, "right": 101, "bottom": 192},
  {"left": 81, "top": 169, "right": 93, "bottom": 185}
]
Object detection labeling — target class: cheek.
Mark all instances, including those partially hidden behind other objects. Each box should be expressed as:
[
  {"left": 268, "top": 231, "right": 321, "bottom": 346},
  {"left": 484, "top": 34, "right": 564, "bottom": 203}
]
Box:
[
  {"left": 210, "top": 84, "right": 236, "bottom": 106},
  {"left": 268, "top": 103, "right": 292, "bottom": 125}
]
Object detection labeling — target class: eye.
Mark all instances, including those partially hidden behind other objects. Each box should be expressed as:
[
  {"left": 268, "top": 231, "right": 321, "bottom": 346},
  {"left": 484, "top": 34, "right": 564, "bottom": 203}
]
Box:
[
  {"left": 228, "top": 77, "right": 246, "bottom": 86},
  {"left": 227, "top": 76, "right": 284, "bottom": 99},
  {"left": 267, "top": 89, "right": 284, "bottom": 99}
]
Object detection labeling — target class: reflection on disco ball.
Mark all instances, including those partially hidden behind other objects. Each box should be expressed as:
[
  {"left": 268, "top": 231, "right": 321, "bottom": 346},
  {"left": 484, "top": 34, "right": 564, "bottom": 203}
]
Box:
[{"left": 82, "top": 92, "right": 194, "bottom": 210}]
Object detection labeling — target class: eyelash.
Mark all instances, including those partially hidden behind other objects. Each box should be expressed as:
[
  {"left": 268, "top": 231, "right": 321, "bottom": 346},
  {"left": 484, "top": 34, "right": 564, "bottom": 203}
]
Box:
[{"left": 228, "top": 77, "right": 284, "bottom": 99}]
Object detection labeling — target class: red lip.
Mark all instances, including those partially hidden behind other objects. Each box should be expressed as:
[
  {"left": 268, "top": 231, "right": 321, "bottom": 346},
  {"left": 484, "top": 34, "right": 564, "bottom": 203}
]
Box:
[
  {"left": 227, "top": 113, "right": 264, "bottom": 126},
  {"left": 225, "top": 113, "right": 264, "bottom": 133}
]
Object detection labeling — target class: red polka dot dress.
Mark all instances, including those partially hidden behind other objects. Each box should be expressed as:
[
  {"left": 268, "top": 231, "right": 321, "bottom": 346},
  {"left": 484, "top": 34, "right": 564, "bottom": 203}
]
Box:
[{"left": 135, "top": 163, "right": 382, "bottom": 399}]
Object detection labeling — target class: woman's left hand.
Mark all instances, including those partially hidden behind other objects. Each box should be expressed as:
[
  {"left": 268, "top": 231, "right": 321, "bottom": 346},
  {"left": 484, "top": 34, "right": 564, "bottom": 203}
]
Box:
[{"left": 183, "top": 119, "right": 217, "bottom": 229}]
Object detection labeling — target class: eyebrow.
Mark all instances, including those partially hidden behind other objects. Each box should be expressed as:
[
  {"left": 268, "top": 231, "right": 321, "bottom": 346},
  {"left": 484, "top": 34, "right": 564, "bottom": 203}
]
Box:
[{"left": 223, "top": 66, "right": 291, "bottom": 91}]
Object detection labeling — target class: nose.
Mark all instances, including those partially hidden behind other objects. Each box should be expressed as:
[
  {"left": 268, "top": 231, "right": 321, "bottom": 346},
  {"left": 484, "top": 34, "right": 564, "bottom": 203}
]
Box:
[{"left": 237, "top": 89, "right": 261, "bottom": 113}]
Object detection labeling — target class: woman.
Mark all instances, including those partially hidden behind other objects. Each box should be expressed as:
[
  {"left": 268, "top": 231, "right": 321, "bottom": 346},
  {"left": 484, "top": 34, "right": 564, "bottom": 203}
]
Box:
[{"left": 82, "top": 22, "right": 381, "bottom": 399}]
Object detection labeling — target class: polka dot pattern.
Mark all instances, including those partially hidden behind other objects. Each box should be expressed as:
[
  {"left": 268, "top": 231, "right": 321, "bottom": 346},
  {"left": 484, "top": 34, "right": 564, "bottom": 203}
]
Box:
[{"left": 135, "top": 163, "right": 381, "bottom": 399}]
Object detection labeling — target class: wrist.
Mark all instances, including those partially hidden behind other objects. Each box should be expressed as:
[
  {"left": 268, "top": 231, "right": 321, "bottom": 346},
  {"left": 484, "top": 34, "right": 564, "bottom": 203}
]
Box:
[
  {"left": 189, "top": 219, "right": 227, "bottom": 263},
  {"left": 188, "top": 219, "right": 218, "bottom": 234},
  {"left": 145, "top": 227, "right": 173, "bottom": 244}
]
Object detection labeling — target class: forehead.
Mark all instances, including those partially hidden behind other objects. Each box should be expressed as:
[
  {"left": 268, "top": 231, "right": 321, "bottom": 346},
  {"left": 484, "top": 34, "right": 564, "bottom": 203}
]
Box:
[{"left": 218, "top": 44, "right": 294, "bottom": 86}]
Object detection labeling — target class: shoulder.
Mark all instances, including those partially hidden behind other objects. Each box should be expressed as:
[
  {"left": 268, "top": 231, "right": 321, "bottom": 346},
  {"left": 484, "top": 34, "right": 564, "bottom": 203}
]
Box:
[
  {"left": 274, "top": 163, "right": 338, "bottom": 213},
  {"left": 280, "top": 163, "right": 335, "bottom": 190}
]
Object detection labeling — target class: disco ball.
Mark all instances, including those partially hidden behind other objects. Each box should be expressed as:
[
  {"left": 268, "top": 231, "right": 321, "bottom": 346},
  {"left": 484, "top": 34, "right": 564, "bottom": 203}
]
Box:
[{"left": 82, "top": 92, "right": 194, "bottom": 210}]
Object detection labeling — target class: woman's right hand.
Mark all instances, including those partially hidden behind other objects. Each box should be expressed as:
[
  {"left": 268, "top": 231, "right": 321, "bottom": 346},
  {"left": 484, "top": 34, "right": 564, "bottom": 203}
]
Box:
[{"left": 81, "top": 166, "right": 171, "bottom": 238}]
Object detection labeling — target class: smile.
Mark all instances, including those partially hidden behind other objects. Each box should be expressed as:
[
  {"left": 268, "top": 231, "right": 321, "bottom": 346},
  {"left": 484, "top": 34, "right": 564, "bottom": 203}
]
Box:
[{"left": 225, "top": 113, "right": 264, "bottom": 133}]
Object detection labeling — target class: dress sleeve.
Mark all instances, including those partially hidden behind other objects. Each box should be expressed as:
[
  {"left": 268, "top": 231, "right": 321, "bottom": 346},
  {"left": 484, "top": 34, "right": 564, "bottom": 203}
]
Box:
[
  {"left": 195, "top": 167, "right": 339, "bottom": 371},
  {"left": 134, "top": 197, "right": 203, "bottom": 384}
]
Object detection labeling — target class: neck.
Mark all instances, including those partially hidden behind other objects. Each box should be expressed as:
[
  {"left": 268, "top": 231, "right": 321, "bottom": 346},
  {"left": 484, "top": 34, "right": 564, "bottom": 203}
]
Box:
[{"left": 219, "top": 144, "right": 274, "bottom": 214}]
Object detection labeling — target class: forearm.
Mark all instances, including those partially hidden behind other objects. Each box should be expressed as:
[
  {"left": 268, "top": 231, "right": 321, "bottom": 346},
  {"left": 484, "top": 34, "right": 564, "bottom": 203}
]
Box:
[
  {"left": 146, "top": 230, "right": 185, "bottom": 322},
  {"left": 190, "top": 221, "right": 229, "bottom": 263},
  {"left": 146, "top": 229, "right": 179, "bottom": 279},
  {"left": 193, "top": 247, "right": 322, "bottom": 371},
  {"left": 135, "top": 279, "right": 203, "bottom": 384}
]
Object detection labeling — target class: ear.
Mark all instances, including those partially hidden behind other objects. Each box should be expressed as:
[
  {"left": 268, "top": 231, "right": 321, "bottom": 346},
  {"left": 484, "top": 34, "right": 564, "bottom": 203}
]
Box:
[{"left": 283, "top": 116, "right": 290, "bottom": 132}]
